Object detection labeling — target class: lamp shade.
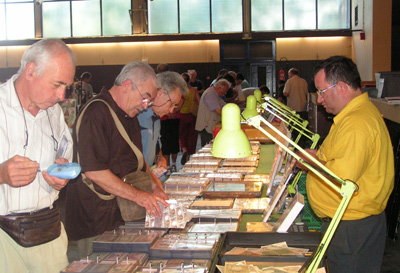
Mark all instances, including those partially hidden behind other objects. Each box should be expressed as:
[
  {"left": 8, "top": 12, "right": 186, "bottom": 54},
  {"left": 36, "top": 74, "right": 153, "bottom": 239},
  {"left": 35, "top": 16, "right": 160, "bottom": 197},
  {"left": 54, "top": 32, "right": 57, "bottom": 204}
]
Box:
[
  {"left": 211, "top": 103, "right": 252, "bottom": 158},
  {"left": 241, "top": 95, "right": 259, "bottom": 121},
  {"left": 254, "top": 90, "right": 262, "bottom": 104}
]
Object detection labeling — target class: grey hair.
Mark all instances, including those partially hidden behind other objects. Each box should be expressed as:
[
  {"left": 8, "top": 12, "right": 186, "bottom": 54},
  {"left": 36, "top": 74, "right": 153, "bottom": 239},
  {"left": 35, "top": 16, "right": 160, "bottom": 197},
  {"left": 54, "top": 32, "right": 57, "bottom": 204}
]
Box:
[
  {"left": 114, "top": 62, "right": 156, "bottom": 86},
  {"left": 157, "top": 71, "right": 189, "bottom": 98},
  {"left": 215, "top": 78, "right": 231, "bottom": 89},
  {"left": 17, "top": 39, "right": 75, "bottom": 76}
]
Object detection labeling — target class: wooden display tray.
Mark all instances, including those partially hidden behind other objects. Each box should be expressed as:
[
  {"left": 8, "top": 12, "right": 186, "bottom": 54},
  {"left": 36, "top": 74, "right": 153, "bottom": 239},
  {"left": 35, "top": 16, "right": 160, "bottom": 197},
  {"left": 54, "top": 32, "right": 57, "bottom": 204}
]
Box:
[{"left": 202, "top": 181, "right": 262, "bottom": 199}]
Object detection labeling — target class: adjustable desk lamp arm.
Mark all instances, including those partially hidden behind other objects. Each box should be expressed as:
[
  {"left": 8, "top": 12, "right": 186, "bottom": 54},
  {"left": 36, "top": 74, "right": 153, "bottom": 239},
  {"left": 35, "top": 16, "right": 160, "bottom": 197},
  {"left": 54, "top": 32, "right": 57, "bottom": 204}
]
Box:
[
  {"left": 261, "top": 103, "right": 319, "bottom": 144},
  {"left": 246, "top": 115, "right": 357, "bottom": 273}
]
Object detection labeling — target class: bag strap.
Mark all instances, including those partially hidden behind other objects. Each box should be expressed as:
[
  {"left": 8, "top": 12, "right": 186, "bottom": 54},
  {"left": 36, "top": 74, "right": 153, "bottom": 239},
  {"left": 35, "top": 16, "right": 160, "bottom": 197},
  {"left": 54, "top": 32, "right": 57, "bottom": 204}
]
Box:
[{"left": 75, "top": 99, "right": 144, "bottom": 200}]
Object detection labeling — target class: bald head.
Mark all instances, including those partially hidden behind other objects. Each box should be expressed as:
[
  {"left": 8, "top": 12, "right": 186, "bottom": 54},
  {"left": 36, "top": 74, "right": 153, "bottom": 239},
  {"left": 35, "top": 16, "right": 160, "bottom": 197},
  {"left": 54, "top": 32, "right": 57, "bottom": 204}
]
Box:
[{"left": 18, "top": 39, "right": 75, "bottom": 77}]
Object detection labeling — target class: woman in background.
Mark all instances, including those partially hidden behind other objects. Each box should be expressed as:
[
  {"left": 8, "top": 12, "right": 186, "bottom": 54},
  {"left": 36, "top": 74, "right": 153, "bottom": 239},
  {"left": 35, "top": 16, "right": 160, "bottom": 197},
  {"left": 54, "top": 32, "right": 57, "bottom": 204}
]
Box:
[{"left": 179, "top": 72, "right": 200, "bottom": 165}]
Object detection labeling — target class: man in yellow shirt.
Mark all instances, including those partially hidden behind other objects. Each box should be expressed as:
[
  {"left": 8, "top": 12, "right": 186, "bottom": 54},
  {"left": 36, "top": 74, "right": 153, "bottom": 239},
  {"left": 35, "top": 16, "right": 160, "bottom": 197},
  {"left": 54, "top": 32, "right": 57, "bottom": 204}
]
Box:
[{"left": 300, "top": 56, "right": 394, "bottom": 273}]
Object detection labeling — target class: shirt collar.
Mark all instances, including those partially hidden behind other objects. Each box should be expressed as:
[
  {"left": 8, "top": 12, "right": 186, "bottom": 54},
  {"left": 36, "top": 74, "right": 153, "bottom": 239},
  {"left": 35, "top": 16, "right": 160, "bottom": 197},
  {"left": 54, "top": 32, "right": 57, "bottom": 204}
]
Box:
[
  {"left": 8, "top": 75, "right": 20, "bottom": 109},
  {"left": 333, "top": 92, "right": 369, "bottom": 125}
]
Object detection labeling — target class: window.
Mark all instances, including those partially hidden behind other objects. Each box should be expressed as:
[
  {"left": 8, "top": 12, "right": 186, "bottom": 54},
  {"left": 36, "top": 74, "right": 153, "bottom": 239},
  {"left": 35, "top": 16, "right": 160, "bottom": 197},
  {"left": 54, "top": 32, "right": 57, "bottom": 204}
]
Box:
[
  {"left": 179, "top": 0, "right": 210, "bottom": 33},
  {"left": 1, "top": 0, "right": 35, "bottom": 40},
  {"left": 42, "top": 0, "right": 131, "bottom": 38},
  {"left": 148, "top": 0, "right": 178, "bottom": 34},
  {"left": 0, "top": 0, "right": 351, "bottom": 41},
  {"left": 0, "top": 2, "right": 6, "bottom": 40},
  {"left": 211, "top": 0, "right": 242, "bottom": 33},
  {"left": 251, "top": 0, "right": 283, "bottom": 31},
  {"left": 102, "top": 0, "right": 131, "bottom": 36},
  {"left": 43, "top": 1, "right": 71, "bottom": 38},
  {"left": 284, "top": 0, "right": 316, "bottom": 30},
  {"left": 250, "top": 0, "right": 350, "bottom": 31},
  {"left": 71, "top": 0, "right": 101, "bottom": 37},
  {"left": 148, "top": 0, "right": 243, "bottom": 34},
  {"left": 318, "top": 0, "right": 350, "bottom": 29}
]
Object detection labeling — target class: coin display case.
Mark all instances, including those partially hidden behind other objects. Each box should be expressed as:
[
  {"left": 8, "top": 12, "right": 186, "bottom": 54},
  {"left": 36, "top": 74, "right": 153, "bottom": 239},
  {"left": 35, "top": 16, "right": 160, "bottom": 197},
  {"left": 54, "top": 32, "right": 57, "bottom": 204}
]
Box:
[
  {"left": 150, "top": 233, "right": 219, "bottom": 259},
  {"left": 92, "top": 228, "right": 164, "bottom": 253}
]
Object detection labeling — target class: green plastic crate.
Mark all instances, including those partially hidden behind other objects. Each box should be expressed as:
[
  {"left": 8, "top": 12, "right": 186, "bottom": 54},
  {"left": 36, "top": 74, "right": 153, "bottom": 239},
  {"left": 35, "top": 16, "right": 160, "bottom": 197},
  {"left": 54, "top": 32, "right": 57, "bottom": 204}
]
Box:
[
  {"left": 301, "top": 195, "right": 322, "bottom": 231},
  {"left": 297, "top": 173, "right": 308, "bottom": 195}
]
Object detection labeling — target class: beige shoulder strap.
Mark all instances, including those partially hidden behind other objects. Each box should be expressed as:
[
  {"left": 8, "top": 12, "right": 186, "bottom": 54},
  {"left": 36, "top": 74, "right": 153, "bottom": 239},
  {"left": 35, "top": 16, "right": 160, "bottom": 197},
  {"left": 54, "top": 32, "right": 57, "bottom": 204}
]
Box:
[{"left": 75, "top": 99, "right": 144, "bottom": 200}]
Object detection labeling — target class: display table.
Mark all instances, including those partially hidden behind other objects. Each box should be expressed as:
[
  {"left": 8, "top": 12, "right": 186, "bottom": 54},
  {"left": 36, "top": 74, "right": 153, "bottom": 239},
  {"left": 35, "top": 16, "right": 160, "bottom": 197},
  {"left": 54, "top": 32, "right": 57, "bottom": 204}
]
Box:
[
  {"left": 238, "top": 143, "right": 278, "bottom": 231},
  {"left": 370, "top": 98, "right": 400, "bottom": 124}
]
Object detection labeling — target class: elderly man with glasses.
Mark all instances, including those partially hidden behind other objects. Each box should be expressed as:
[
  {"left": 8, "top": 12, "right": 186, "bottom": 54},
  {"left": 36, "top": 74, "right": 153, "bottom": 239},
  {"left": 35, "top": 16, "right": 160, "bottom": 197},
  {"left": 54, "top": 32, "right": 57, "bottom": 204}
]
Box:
[
  {"left": 0, "top": 39, "right": 75, "bottom": 273},
  {"left": 138, "top": 71, "right": 188, "bottom": 172},
  {"left": 65, "top": 62, "right": 169, "bottom": 258}
]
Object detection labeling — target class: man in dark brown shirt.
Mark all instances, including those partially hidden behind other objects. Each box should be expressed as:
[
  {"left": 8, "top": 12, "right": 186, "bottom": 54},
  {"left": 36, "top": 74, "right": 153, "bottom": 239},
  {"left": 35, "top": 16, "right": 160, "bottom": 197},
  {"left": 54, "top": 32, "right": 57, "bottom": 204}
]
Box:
[{"left": 65, "top": 62, "right": 169, "bottom": 257}]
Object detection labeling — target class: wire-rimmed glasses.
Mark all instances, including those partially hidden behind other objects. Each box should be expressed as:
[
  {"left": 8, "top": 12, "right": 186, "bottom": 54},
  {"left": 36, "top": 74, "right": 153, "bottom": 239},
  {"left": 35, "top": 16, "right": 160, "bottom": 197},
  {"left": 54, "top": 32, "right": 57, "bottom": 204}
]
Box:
[
  {"left": 317, "top": 83, "right": 337, "bottom": 97},
  {"left": 131, "top": 80, "right": 154, "bottom": 107}
]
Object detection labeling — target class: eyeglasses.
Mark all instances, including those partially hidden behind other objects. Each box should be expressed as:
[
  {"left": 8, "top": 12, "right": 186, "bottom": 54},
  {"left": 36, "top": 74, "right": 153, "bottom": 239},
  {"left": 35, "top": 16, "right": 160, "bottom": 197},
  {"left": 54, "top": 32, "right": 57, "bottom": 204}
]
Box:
[
  {"left": 131, "top": 80, "right": 154, "bottom": 107},
  {"left": 152, "top": 89, "right": 178, "bottom": 109},
  {"left": 15, "top": 88, "right": 58, "bottom": 154},
  {"left": 317, "top": 83, "right": 337, "bottom": 97},
  {"left": 46, "top": 110, "right": 58, "bottom": 152},
  {"left": 165, "top": 90, "right": 178, "bottom": 109}
]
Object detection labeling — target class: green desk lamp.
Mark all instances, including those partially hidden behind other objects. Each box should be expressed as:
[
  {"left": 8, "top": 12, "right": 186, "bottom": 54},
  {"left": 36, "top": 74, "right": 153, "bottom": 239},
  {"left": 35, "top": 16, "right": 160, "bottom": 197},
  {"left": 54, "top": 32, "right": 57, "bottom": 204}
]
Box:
[
  {"left": 212, "top": 103, "right": 357, "bottom": 273},
  {"left": 241, "top": 95, "right": 259, "bottom": 121},
  {"left": 211, "top": 103, "right": 252, "bottom": 158},
  {"left": 254, "top": 90, "right": 262, "bottom": 104}
]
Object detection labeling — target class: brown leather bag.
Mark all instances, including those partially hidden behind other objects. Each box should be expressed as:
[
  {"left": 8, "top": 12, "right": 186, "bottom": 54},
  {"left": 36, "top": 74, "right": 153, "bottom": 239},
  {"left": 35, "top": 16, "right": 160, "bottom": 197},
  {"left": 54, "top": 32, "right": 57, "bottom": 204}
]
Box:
[
  {"left": 0, "top": 205, "right": 61, "bottom": 247},
  {"left": 116, "top": 171, "right": 153, "bottom": 221}
]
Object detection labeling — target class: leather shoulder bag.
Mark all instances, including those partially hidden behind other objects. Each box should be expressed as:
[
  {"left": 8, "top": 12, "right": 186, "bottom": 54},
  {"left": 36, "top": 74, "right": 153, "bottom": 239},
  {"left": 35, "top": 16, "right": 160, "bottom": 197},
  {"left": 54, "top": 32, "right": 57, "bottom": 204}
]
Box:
[{"left": 75, "top": 99, "right": 152, "bottom": 221}]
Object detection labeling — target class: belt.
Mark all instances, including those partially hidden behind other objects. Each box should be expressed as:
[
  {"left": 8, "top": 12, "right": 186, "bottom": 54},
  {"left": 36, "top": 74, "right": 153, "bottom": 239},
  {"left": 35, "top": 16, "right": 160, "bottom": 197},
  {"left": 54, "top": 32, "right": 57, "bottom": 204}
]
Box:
[
  {"left": 5, "top": 205, "right": 55, "bottom": 217},
  {"left": 321, "top": 217, "right": 332, "bottom": 222}
]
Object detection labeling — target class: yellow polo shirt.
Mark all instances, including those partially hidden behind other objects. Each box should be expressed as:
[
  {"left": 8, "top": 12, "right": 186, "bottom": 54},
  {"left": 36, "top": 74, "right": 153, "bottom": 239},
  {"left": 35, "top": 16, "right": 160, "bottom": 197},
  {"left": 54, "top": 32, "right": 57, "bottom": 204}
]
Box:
[
  {"left": 306, "top": 93, "right": 394, "bottom": 220},
  {"left": 180, "top": 86, "right": 196, "bottom": 114}
]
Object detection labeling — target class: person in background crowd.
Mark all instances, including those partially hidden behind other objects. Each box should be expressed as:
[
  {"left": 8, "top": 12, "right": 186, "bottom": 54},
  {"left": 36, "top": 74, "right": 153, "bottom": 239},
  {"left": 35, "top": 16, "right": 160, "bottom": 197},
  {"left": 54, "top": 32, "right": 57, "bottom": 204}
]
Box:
[
  {"left": 188, "top": 69, "right": 204, "bottom": 95},
  {"left": 211, "top": 69, "right": 229, "bottom": 86},
  {"left": 156, "top": 63, "right": 169, "bottom": 74},
  {"left": 238, "top": 72, "right": 250, "bottom": 88},
  {"left": 179, "top": 72, "right": 200, "bottom": 165},
  {"left": 297, "top": 56, "right": 394, "bottom": 273},
  {"left": 259, "top": 85, "right": 270, "bottom": 96},
  {"left": 159, "top": 99, "right": 184, "bottom": 173},
  {"left": 223, "top": 73, "right": 237, "bottom": 103},
  {"left": 283, "top": 68, "right": 309, "bottom": 120},
  {"left": 80, "top": 71, "right": 94, "bottom": 102},
  {"left": 276, "top": 80, "right": 287, "bottom": 104},
  {"left": 65, "top": 62, "right": 169, "bottom": 258},
  {"left": 234, "top": 72, "right": 246, "bottom": 101},
  {"left": 195, "top": 78, "right": 231, "bottom": 147},
  {"left": 0, "top": 38, "right": 75, "bottom": 273}
]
